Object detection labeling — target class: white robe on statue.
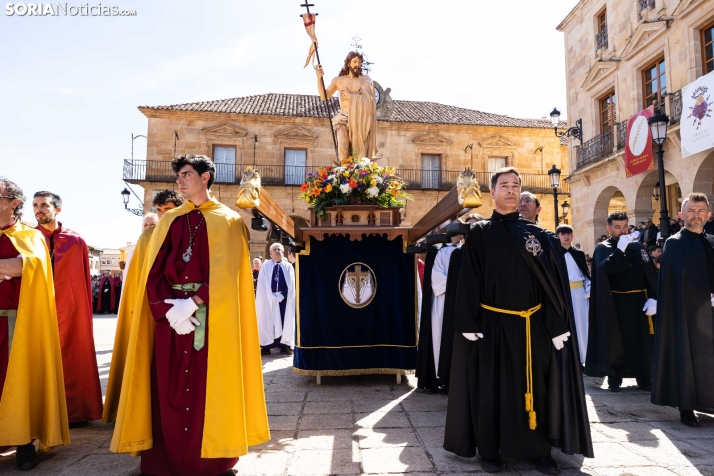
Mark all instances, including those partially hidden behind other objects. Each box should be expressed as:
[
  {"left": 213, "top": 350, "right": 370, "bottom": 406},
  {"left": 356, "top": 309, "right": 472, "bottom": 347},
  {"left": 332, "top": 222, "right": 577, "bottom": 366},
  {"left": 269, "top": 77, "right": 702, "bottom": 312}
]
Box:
[
  {"left": 256, "top": 259, "right": 296, "bottom": 348},
  {"left": 564, "top": 252, "right": 590, "bottom": 364},
  {"left": 431, "top": 244, "right": 458, "bottom": 377}
]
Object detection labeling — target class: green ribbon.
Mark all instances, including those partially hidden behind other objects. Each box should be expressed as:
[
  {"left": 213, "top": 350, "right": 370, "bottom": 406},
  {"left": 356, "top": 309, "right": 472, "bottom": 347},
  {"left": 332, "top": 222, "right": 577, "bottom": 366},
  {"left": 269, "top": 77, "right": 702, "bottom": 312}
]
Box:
[
  {"left": 169, "top": 283, "right": 206, "bottom": 351},
  {"left": 0, "top": 310, "right": 17, "bottom": 356}
]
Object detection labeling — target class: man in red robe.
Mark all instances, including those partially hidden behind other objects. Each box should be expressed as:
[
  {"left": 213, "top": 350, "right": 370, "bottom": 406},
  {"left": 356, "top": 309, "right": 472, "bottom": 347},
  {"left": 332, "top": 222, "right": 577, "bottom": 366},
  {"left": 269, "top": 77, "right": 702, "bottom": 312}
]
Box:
[
  {"left": 33, "top": 191, "right": 103, "bottom": 425},
  {"left": 96, "top": 270, "right": 115, "bottom": 314},
  {"left": 112, "top": 155, "right": 268, "bottom": 476},
  {"left": 1, "top": 179, "right": 69, "bottom": 470}
]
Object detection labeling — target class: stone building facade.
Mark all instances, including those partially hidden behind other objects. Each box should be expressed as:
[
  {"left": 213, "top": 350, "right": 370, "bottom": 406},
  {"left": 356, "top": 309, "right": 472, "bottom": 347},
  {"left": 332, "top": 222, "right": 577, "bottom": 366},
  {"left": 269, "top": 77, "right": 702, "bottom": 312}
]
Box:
[
  {"left": 125, "top": 87, "right": 570, "bottom": 257},
  {"left": 558, "top": 0, "right": 714, "bottom": 253}
]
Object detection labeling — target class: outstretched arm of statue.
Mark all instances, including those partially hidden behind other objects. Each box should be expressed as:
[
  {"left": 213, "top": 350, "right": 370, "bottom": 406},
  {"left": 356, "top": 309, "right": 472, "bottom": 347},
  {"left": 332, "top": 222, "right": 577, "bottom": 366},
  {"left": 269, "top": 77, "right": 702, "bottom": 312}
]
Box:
[
  {"left": 0, "top": 257, "right": 22, "bottom": 278},
  {"left": 315, "top": 65, "right": 337, "bottom": 100}
]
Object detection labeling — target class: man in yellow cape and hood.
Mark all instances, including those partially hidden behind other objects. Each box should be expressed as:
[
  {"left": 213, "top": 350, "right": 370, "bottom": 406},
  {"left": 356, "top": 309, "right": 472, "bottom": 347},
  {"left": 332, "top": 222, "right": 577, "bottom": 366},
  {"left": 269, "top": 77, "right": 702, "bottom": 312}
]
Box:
[
  {"left": 0, "top": 178, "right": 69, "bottom": 471},
  {"left": 110, "top": 156, "right": 269, "bottom": 476},
  {"left": 102, "top": 189, "right": 183, "bottom": 425}
]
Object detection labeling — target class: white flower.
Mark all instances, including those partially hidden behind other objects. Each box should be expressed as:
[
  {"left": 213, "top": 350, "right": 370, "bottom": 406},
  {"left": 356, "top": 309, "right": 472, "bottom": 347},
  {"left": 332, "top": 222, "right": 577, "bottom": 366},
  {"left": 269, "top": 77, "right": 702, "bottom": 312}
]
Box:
[
  {"left": 359, "top": 157, "right": 371, "bottom": 166},
  {"left": 334, "top": 166, "right": 345, "bottom": 174},
  {"left": 340, "top": 183, "right": 352, "bottom": 194},
  {"left": 374, "top": 176, "right": 383, "bottom": 184},
  {"left": 366, "top": 185, "right": 379, "bottom": 198}
]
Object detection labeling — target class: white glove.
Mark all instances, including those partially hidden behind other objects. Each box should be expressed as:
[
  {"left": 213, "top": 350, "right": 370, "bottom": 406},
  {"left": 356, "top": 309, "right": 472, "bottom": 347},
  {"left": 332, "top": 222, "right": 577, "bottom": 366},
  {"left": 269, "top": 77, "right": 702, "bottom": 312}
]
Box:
[
  {"left": 104, "top": 289, "right": 109, "bottom": 293},
  {"left": 462, "top": 333, "right": 484, "bottom": 341},
  {"left": 273, "top": 292, "right": 285, "bottom": 303},
  {"left": 164, "top": 298, "right": 199, "bottom": 327},
  {"left": 711, "top": 294, "right": 714, "bottom": 308},
  {"left": 173, "top": 316, "right": 201, "bottom": 335},
  {"left": 552, "top": 331, "right": 571, "bottom": 350},
  {"left": 642, "top": 298, "right": 657, "bottom": 316},
  {"left": 616, "top": 234, "right": 632, "bottom": 252}
]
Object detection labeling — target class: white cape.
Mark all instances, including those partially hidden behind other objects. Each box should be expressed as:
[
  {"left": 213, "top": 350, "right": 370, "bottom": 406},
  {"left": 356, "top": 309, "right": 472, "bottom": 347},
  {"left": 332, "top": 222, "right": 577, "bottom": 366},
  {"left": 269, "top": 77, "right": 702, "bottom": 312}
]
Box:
[{"left": 256, "top": 259, "right": 296, "bottom": 348}]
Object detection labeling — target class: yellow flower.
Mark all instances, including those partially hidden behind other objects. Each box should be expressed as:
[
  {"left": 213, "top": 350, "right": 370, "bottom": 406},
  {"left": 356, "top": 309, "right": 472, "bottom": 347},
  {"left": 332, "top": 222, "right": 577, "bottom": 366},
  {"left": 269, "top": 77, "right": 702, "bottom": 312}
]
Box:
[
  {"left": 343, "top": 172, "right": 349, "bottom": 177},
  {"left": 370, "top": 180, "right": 376, "bottom": 185},
  {"left": 325, "top": 184, "right": 333, "bottom": 192}
]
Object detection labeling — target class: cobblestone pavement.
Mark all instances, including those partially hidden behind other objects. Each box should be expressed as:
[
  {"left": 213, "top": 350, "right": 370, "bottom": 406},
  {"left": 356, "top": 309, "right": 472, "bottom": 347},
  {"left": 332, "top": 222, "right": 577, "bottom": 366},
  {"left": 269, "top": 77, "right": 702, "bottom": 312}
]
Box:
[{"left": 0, "top": 315, "right": 712, "bottom": 475}]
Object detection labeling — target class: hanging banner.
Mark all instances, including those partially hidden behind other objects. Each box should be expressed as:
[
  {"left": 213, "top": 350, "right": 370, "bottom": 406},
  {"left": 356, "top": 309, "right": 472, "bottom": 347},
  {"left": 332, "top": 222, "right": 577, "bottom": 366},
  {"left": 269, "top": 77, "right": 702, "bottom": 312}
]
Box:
[
  {"left": 681, "top": 71, "right": 714, "bottom": 158},
  {"left": 624, "top": 105, "right": 655, "bottom": 178}
]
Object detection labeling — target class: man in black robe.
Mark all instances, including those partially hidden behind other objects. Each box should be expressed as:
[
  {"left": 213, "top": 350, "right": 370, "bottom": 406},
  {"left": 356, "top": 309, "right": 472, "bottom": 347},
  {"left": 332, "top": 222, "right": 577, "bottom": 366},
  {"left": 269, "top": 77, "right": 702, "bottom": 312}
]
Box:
[
  {"left": 444, "top": 167, "right": 592, "bottom": 475},
  {"left": 99, "top": 271, "right": 114, "bottom": 314},
  {"left": 652, "top": 193, "right": 714, "bottom": 427},
  {"left": 585, "top": 211, "right": 658, "bottom": 392}
]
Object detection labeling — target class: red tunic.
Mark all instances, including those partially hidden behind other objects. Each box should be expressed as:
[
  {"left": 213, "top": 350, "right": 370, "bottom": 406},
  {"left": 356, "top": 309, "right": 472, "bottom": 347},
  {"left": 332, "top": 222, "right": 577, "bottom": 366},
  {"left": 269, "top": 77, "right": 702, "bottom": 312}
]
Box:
[
  {"left": 142, "top": 209, "right": 237, "bottom": 476},
  {"left": 37, "top": 223, "right": 103, "bottom": 423},
  {"left": 0, "top": 221, "right": 22, "bottom": 401}
]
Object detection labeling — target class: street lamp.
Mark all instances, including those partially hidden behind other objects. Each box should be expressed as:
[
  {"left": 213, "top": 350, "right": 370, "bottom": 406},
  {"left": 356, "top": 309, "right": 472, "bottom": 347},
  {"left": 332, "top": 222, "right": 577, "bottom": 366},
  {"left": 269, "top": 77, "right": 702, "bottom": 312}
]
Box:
[
  {"left": 548, "top": 164, "right": 562, "bottom": 229},
  {"left": 648, "top": 110, "right": 670, "bottom": 239},
  {"left": 121, "top": 185, "right": 144, "bottom": 217},
  {"left": 549, "top": 107, "right": 583, "bottom": 145},
  {"left": 560, "top": 200, "right": 570, "bottom": 221}
]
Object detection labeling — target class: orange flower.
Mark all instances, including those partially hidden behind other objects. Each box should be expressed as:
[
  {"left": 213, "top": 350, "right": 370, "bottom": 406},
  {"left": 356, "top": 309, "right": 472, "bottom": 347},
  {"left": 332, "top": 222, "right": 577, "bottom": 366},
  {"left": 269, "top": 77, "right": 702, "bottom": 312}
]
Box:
[{"left": 300, "top": 183, "right": 309, "bottom": 192}]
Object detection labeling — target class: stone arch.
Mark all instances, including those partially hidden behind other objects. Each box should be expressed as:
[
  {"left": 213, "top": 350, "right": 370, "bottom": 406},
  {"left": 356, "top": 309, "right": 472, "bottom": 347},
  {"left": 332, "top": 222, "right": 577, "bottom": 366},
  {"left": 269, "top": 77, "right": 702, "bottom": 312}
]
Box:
[
  {"left": 592, "top": 186, "right": 627, "bottom": 243},
  {"left": 692, "top": 150, "right": 714, "bottom": 204},
  {"left": 634, "top": 169, "right": 682, "bottom": 227}
]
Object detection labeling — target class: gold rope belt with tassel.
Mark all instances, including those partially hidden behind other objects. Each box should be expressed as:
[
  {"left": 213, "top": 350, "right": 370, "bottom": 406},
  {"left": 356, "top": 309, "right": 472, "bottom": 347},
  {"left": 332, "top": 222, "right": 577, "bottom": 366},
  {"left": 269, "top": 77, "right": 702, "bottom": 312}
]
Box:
[
  {"left": 479, "top": 302, "right": 542, "bottom": 431},
  {"left": 610, "top": 289, "right": 653, "bottom": 334}
]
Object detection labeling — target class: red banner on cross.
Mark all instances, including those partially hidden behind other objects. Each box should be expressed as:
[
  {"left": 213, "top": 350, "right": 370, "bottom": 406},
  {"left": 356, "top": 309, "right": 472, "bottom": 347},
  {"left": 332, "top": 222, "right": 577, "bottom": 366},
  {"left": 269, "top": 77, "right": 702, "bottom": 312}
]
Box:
[{"left": 624, "top": 105, "right": 655, "bottom": 178}]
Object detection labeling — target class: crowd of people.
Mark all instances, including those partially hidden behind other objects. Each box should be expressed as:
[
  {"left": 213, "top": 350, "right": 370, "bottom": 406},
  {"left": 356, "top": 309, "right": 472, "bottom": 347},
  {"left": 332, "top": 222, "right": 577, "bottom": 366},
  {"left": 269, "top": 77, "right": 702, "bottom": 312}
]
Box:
[{"left": 1, "top": 159, "right": 712, "bottom": 476}]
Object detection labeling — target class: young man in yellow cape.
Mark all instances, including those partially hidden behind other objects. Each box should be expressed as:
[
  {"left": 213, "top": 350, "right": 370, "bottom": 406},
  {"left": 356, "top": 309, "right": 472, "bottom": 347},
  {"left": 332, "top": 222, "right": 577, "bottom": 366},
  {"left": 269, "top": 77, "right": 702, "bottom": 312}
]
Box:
[
  {"left": 110, "top": 156, "right": 269, "bottom": 476},
  {"left": 102, "top": 189, "right": 183, "bottom": 425},
  {"left": 0, "top": 179, "right": 69, "bottom": 471}
]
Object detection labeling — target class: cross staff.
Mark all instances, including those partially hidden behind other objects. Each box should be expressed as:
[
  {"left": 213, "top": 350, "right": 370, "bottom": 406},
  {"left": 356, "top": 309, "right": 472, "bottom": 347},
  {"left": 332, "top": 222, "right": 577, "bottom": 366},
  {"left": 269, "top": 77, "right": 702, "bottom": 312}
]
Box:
[{"left": 300, "top": 2, "right": 339, "bottom": 160}]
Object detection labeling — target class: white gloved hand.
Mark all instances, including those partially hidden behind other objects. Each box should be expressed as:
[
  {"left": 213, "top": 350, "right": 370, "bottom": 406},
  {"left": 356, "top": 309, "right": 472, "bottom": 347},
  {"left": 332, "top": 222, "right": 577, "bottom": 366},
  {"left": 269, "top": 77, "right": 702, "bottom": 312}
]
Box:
[
  {"left": 172, "top": 316, "right": 201, "bottom": 335},
  {"left": 462, "top": 333, "right": 484, "bottom": 341},
  {"left": 552, "top": 331, "right": 571, "bottom": 350},
  {"left": 616, "top": 234, "right": 632, "bottom": 252},
  {"left": 273, "top": 292, "right": 285, "bottom": 303},
  {"left": 711, "top": 294, "right": 714, "bottom": 308},
  {"left": 164, "top": 297, "right": 199, "bottom": 327},
  {"left": 642, "top": 298, "right": 657, "bottom": 316},
  {"left": 104, "top": 289, "right": 109, "bottom": 293}
]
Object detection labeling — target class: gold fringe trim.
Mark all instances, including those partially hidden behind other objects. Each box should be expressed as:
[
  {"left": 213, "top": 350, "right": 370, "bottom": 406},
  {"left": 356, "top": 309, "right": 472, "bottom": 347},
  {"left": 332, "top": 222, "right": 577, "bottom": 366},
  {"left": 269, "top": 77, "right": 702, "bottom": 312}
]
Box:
[{"left": 292, "top": 367, "right": 414, "bottom": 377}]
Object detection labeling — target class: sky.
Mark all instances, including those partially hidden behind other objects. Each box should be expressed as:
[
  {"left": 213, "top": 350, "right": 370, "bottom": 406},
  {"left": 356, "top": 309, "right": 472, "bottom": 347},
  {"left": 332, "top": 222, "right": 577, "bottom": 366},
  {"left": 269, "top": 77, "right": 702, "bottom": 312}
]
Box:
[{"left": 0, "top": 0, "right": 579, "bottom": 248}]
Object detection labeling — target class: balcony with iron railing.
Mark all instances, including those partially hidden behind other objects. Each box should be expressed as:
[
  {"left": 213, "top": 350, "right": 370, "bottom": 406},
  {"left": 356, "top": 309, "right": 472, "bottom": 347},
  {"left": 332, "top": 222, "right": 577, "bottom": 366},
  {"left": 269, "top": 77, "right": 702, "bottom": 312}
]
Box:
[
  {"left": 668, "top": 89, "right": 683, "bottom": 125},
  {"left": 638, "top": 0, "right": 655, "bottom": 19},
  {"left": 123, "top": 160, "right": 570, "bottom": 195},
  {"left": 595, "top": 26, "right": 608, "bottom": 51}
]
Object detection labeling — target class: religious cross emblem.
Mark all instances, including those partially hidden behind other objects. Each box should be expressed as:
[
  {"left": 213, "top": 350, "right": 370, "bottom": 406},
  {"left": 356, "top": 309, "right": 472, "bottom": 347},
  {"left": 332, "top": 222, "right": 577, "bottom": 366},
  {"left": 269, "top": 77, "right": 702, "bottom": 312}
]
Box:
[
  {"left": 525, "top": 235, "right": 543, "bottom": 257},
  {"left": 640, "top": 249, "right": 650, "bottom": 263},
  {"left": 339, "top": 262, "right": 377, "bottom": 309}
]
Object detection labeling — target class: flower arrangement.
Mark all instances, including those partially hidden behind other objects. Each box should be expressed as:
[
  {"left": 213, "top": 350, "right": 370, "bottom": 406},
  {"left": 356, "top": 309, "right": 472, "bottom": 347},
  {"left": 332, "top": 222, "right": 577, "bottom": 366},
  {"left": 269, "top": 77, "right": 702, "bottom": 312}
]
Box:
[{"left": 299, "top": 156, "right": 411, "bottom": 219}]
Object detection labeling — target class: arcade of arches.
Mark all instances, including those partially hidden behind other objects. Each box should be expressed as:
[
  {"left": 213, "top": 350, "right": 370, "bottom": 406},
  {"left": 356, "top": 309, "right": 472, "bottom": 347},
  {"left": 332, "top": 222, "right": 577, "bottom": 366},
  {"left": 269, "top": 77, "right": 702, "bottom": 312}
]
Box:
[{"left": 569, "top": 144, "right": 714, "bottom": 254}]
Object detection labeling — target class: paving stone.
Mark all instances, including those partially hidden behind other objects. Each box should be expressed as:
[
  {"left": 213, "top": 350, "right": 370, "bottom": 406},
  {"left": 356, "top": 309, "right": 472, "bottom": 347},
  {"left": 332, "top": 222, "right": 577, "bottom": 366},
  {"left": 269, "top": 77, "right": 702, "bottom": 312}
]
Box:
[
  {"left": 671, "top": 466, "right": 714, "bottom": 476},
  {"left": 588, "top": 406, "right": 635, "bottom": 424},
  {"left": 356, "top": 411, "right": 411, "bottom": 429},
  {"left": 57, "top": 453, "right": 140, "bottom": 476},
  {"left": 415, "top": 426, "right": 445, "bottom": 447},
  {"left": 268, "top": 415, "right": 300, "bottom": 431},
  {"left": 615, "top": 404, "right": 683, "bottom": 422},
  {"left": 595, "top": 467, "right": 678, "bottom": 475},
  {"left": 655, "top": 420, "right": 714, "bottom": 440},
  {"left": 408, "top": 411, "right": 447, "bottom": 427},
  {"left": 579, "top": 442, "right": 653, "bottom": 468},
  {"left": 303, "top": 401, "right": 352, "bottom": 414},
  {"left": 306, "top": 389, "right": 356, "bottom": 401},
  {"left": 267, "top": 402, "right": 303, "bottom": 416},
  {"left": 590, "top": 422, "right": 662, "bottom": 442},
  {"left": 622, "top": 438, "right": 714, "bottom": 469},
  {"left": 355, "top": 427, "right": 420, "bottom": 448},
  {"left": 360, "top": 447, "right": 434, "bottom": 473},
  {"left": 400, "top": 396, "right": 448, "bottom": 412},
  {"left": 427, "top": 446, "right": 479, "bottom": 473},
  {"left": 286, "top": 448, "right": 360, "bottom": 475},
  {"left": 265, "top": 391, "right": 306, "bottom": 403},
  {"left": 353, "top": 399, "right": 403, "bottom": 413},
  {"left": 300, "top": 413, "right": 354, "bottom": 430},
  {"left": 295, "top": 430, "right": 355, "bottom": 450},
  {"left": 237, "top": 450, "right": 289, "bottom": 475},
  {"left": 252, "top": 430, "right": 296, "bottom": 452}
]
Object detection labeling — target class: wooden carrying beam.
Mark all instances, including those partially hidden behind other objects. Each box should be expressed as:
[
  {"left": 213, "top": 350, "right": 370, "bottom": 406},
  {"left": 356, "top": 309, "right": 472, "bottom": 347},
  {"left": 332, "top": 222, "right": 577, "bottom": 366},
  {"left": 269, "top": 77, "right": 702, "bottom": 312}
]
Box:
[
  {"left": 407, "top": 187, "right": 463, "bottom": 243},
  {"left": 254, "top": 188, "right": 297, "bottom": 240}
]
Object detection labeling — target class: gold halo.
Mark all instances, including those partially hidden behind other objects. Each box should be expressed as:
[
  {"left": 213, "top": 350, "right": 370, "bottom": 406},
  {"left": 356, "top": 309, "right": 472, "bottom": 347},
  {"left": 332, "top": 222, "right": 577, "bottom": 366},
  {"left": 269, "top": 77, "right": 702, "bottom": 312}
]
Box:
[{"left": 338, "top": 262, "right": 377, "bottom": 309}]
